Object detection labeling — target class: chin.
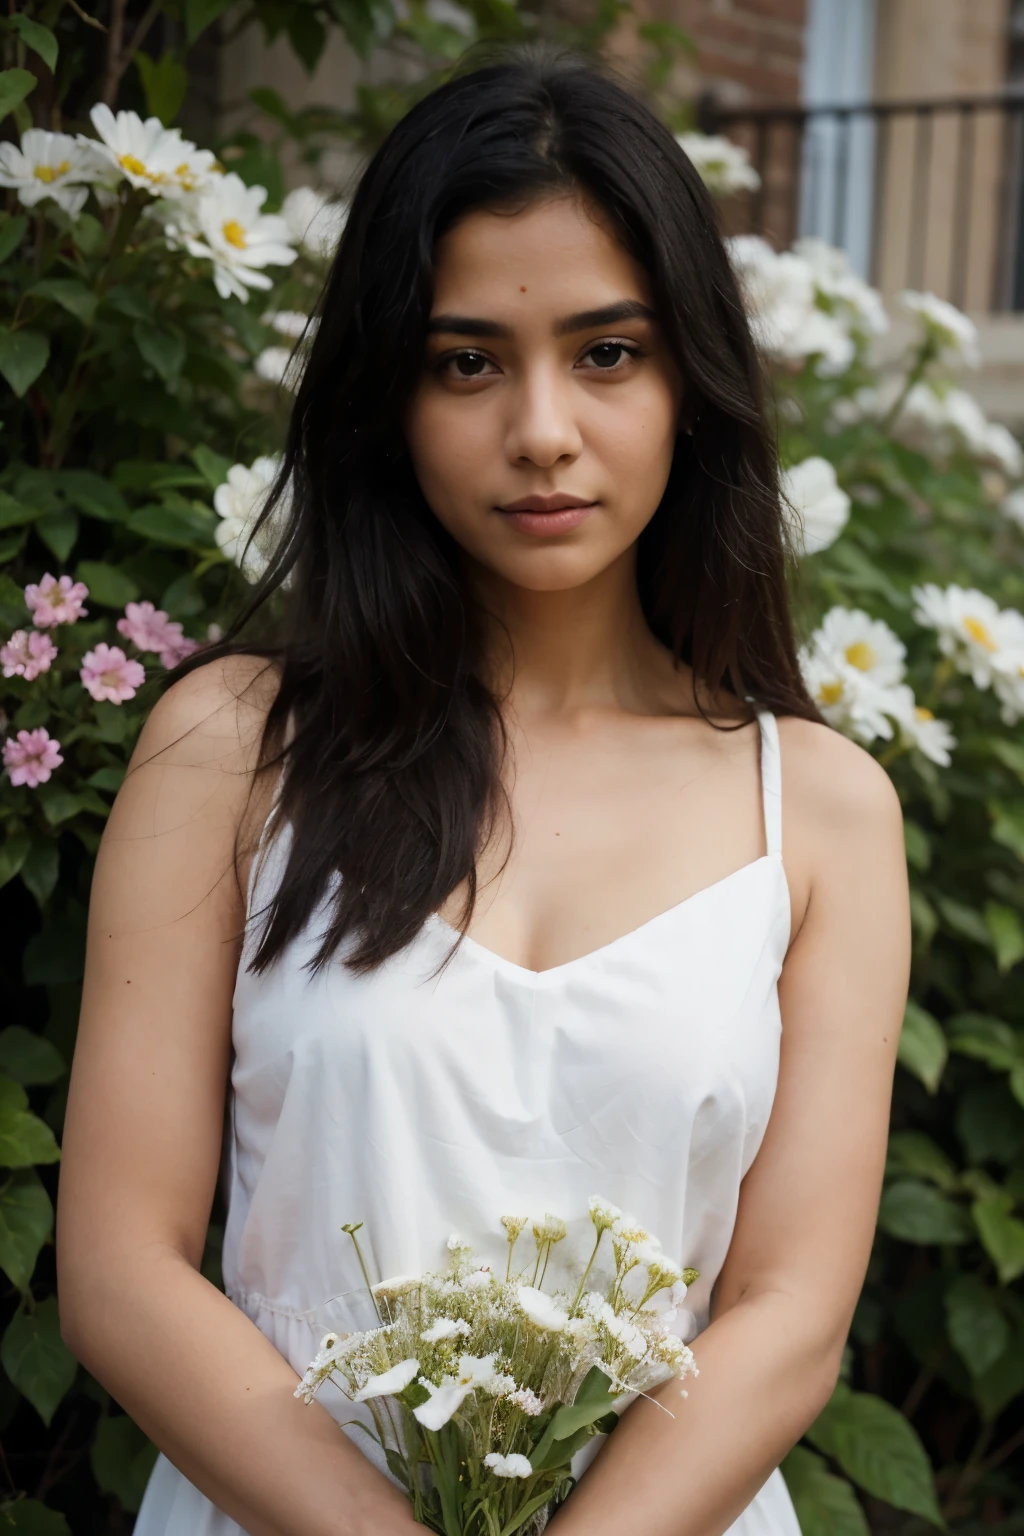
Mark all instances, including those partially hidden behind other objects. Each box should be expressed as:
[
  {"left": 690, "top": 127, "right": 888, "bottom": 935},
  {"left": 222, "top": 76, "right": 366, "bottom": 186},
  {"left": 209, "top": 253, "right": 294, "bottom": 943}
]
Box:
[{"left": 483, "top": 549, "right": 620, "bottom": 593}]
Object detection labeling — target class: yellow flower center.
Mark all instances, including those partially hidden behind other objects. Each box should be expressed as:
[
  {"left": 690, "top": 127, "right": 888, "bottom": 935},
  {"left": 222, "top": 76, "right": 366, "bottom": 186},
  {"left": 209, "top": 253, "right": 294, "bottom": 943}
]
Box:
[
  {"left": 915, "top": 706, "right": 934, "bottom": 722},
  {"left": 819, "top": 681, "right": 845, "bottom": 705},
  {"left": 118, "top": 152, "right": 148, "bottom": 176},
  {"left": 34, "top": 161, "right": 69, "bottom": 184},
  {"left": 844, "top": 641, "right": 876, "bottom": 671},
  {"left": 962, "top": 616, "right": 996, "bottom": 651},
  {"left": 222, "top": 219, "right": 247, "bottom": 249}
]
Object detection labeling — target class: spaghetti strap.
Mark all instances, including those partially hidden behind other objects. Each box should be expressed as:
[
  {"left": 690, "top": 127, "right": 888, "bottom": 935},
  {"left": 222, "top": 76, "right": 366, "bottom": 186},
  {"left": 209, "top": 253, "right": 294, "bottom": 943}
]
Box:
[{"left": 757, "top": 710, "right": 783, "bottom": 859}]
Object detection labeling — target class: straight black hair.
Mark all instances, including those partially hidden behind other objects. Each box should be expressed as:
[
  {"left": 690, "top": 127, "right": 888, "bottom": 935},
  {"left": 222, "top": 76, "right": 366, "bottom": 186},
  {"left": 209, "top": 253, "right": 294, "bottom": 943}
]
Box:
[{"left": 164, "top": 44, "right": 820, "bottom": 975}]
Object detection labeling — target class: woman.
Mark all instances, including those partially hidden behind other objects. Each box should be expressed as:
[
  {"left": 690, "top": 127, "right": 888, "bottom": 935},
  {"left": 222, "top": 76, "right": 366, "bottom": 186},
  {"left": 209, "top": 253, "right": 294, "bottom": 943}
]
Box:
[{"left": 57, "top": 46, "right": 910, "bottom": 1536}]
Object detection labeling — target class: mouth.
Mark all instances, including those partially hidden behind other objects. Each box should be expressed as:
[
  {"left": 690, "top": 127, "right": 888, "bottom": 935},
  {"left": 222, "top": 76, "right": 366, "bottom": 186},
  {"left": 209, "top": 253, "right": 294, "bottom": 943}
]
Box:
[{"left": 495, "top": 495, "right": 597, "bottom": 537}]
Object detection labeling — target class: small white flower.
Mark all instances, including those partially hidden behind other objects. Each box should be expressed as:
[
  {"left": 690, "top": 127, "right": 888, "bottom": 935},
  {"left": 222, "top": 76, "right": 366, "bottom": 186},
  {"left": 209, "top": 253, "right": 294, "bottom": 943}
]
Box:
[
  {"left": 460, "top": 1267, "right": 493, "bottom": 1290},
  {"left": 727, "top": 236, "right": 854, "bottom": 375},
  {"left": 353, "top": 1357, "right": 421, "bottom": 1401},
  {"left": 508, "top": 1386, "right": 545, "bottom": 1416},
  {"left": 816, "top": 608, "right": 906, "bottom": 687},
  {"left": 900, "top": 290, "right": 980, "bottom": 367},
  {"left": 532, "top": 1214, "right": 567, "bottom": 1244},
  {"left": 0, "top": 129, "right": 95, "bottom": 217},
  {"left": 261, "top": 309, "right": 317, "bottom": 340},
  {"left": 912, "top": 583, "right": 1009, "bottom": 689},
  {"left": 991, "top": 610, "right": 1024, "bottom": 726},
  {"left": 84, "top": 104, "right": 219, "bottom": 198},
  {"left": 412, "top": 1353, "right": 500, "bottom": 1430},
  {"left": 281, "top": 185, "right": 348, "bottom": 259},
  {"left": 1002, "top": 486, "right": 1024, "bottom": 531},
  {"left": 446, "top": 1233, "right": 472, "bottom": 1254},
  {"left": 254, "top": 345, "right": 304, "bottom": 390},
  {"left": 613, "top": 1214, "right": 652, "bottom": 1245},
  {"left": 213, "top": 454, "right": 293, "bottom": 587},
  {"left": 588, "top": 1195, "right": 622, "bottom": 1232},
  {"left": 981, "top": 423, "right": 1024, "bottom": 480},
  {"left": 781, "top": 457, "right": 851, "bottom": 555},
  {"left": 676, "top": 133, "right": 761, "bottom": 196},
  {"left": 164, "top": 173, "right": 296, "bottom": 302},
  {"left": 500, "top": 1215, "right": 529, "bottom": 1241},
  {"left": 887, "top": 687, "right": 957, "bottom": 766},
  {"left": 800, "top": 643, "right": 898, "bottom": 745},
  {"left": 371, "top": 1274, "right": 421, "bottom": 1298},
  {"left": 484, "top": 1451, "right": 533, "bottom": 1478},
  {"left": 792, "top": 238, "right": 889, "bottom": 337},
  {"left": 420, "top": 1317, "right": 471, "bottom": 1342},
  {"left": 516, "top": 1285, "right": 570, "bottom": 1332}
]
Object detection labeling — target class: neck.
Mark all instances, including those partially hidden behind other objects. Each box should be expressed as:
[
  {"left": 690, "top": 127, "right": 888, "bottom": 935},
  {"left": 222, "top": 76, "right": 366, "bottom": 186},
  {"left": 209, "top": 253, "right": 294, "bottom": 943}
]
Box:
[{"left": 468, "top": 547, "right": 688, "bottom": 717}]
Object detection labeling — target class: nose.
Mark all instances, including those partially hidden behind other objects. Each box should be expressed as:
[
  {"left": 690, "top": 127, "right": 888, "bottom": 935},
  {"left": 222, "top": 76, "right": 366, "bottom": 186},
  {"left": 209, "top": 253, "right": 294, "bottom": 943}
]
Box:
[{"left": 503, "top": 361, "right": 583, "bottom": 468}]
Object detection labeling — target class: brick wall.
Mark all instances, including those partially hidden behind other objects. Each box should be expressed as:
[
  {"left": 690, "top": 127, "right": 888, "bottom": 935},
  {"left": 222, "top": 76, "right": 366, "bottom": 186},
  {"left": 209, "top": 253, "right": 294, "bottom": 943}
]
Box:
[{"left": 656, "top": 0, "right": 809, "bottom": 106}]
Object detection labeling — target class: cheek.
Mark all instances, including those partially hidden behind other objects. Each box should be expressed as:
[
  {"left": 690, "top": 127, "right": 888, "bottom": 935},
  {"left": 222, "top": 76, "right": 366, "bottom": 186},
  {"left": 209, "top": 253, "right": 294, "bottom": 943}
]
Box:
[
  {"left": 592, "top": 384, "right": 679, "bottom": 497},
  {"left": 405, "top": 391, "right": 493, "bottom": 514}
]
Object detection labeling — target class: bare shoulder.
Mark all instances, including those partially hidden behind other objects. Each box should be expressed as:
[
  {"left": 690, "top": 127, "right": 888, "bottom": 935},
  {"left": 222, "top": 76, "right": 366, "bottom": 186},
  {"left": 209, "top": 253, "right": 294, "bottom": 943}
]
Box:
[
  {"left": 776, "top": 715, "right": 903, "bottom": 841},
  {"left": 128, "top": 651, "right": 281, "bottom": 781}
]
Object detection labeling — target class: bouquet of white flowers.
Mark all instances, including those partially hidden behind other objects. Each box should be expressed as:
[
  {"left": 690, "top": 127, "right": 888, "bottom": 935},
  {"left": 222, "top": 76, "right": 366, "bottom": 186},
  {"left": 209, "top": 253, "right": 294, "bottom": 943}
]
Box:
[{"left": 296, "top": 1196, "right": 698, "bottom": 1535}]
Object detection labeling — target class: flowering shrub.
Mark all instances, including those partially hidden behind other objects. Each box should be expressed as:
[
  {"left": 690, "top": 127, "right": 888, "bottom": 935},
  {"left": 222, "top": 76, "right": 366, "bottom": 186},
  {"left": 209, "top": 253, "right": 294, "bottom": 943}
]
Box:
[{"left": 3, "top": 9, "right": 1024, "bottom": 1528}]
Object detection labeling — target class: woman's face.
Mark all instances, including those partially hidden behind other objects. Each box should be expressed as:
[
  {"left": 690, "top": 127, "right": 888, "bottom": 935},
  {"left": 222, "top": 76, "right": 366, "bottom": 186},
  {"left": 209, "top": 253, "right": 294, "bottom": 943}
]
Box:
[{"left": 403, "top": 193, "right": 684, "bottom": 593}]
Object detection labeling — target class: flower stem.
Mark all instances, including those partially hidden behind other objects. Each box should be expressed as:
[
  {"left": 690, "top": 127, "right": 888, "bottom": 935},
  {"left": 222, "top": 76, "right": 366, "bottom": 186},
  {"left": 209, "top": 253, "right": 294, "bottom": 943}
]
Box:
[{"left": 342, "top": 1221, "right": 382, "bottom": 1324}]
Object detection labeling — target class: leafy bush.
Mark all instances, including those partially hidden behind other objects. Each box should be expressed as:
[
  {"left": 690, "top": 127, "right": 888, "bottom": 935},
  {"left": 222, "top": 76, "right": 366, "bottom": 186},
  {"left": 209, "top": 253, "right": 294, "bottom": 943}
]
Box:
[{"left": 3, "top": 6, "right": 1024, "bottom": 1532}]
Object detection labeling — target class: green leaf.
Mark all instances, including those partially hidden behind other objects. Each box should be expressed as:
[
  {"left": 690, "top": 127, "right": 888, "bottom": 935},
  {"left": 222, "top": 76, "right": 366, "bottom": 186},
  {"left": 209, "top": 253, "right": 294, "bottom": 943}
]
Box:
[
  {"left": 0, "top": 492, "right": 36, "bottom": 529},
  {"left": 331, "top": 0, "right": 395, "bottom": 57},
  {"left": 974, "top": 1321, "right": 1024, "bottom": 1421},
  {"left": 133, "top": 322, "right": 186, "bottom": 385},
  {"left": 57, "top": 470, "right": 129, "bottom": 522},
  {"left": 936, "top": 896, "right": 991, "bottom": 948},
  {"left": 22, "top": 911, "right": 86, "bottom": 988},
  {"left": 85, "top": 766, "right": 125, "bottom": 793},
  {"left": 909, "top": 887, "right": 938, "bottom": 946},
  {"left": 898, "top": 1001, "right": 947, "bottom": 1094},
  {"left": 35, "top": 786, "right": 87, "bottom": 830},
  {"left": 945, "top": 1275, "right": 1010, "bottom": 1378},
  {"left": 185, "top": 0, "right": 236, "bottom": 42},
  {"left": 0, "top": 69, "right": 36, "bottom": 123},
  {"left": 904, "top": 821, "right": 931, "bottom": 871},
  {"left": 1, "top": 1298, "right": 76, "bottom": 1427},
  {"left": 134, "top": 50, "right": 188, "bottom": 127},
  {"left": 0, "top": 327, "right": 48, "bottom": 397},
  {"left": 989, "top": 738, "right": 1024, "bottom": 782},
  {"left": 35, "top": 509, "right": 79, "bottom": 562},
  {"left": 74, "top": 560, "right": 139, "bottom": 608},
  {"left": 886, "top": 1132, "right": 959, "bottom": 1192},
  {"left": 990, "top": 801, "right": 1024, "bottom": 863},
  {"left": 973, "top": 1196, "right": 1024, "bottom": 1283},
  {"left": 127, "top": 502, "right": 217, "bottom": 548},
  {"left": 287, "top": 7, "right": 327, "bottom": 70},
  {"left": 0, "top": 1498, "right": 70, "bottom": 1534},
  {"left": 0, "top": 832, "right": 31, "bottom": 891},
  {"left": 946, "top": 1013, "right": 1018, "bottom": 1071},
  {"left": 0, "top": 214, "right": 28, "bottom": 265},
  {"left": 8, "top": 17, "right": 58, "bottom": 73},
  {"left": 0, "top": 1030, "right": 64, "bottom": 1088},
  {"left": 877, "top": 1180, "right": 972, "bottom": 1244},
  {"left": 0, "top": 1078, "right": 60, "bottom": 1168},
  {"left": 18, "top": 841, "right": 59, "bottom": 909},
  {"left": 70, "top": 212, "right": 104, "bottom": 257},
  {"left": 0, "top": 1172, "right": 53, "bottom": 1292},
  {"left": 90, "top": 1414, "right": 158, "bottom": 1514},
  {"left": 808, "top": 1385, "right": 943, "bottom": 1525},
  {"left": 27, "top": 279, "right": 96, "bottom": 325},
  {"left": 781, "top": 1446, "right": 869, "bottom": 1536},
  {"left": 191, "top": 443, "right": 233, "bottom": 489},
  {"left": 985, "top": 902, "right": 1024, "bottom": 975}
]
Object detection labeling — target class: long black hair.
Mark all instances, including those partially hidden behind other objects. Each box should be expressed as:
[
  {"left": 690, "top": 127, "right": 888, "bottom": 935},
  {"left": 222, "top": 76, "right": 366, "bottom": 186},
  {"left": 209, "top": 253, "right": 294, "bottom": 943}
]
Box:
[{"left": 164, "top": 44, "right": 819, "bottom": 976}]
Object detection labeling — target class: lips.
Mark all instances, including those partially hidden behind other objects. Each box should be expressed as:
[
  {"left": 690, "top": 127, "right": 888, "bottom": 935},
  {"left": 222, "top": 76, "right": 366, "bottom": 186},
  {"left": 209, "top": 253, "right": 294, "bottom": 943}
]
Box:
[
  {"left": 499, "top": 494, "right": 595, "bottom": 513},
  {"left": 495, "top": 495, "right": 597, "bottom": 537}
]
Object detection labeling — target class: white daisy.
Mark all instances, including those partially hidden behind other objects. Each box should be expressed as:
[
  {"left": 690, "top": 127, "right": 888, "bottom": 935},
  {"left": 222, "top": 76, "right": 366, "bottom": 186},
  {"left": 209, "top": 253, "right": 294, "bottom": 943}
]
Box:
[
  {"left": 516, "top": 1285, "right": 569, "bottom": 1332},
  {"left": 781, "top": 456, "right": 851, "bottom": 555},
  {"left": 412, "top": 1354, "right": 500, "bottom": 1430},
  {"left": 165, "top": 173, "right": 296, "bottom": 301},
  {"left": 676, "top": 133, "right": 761, "bottom": 196},
  {"left": 800, "top": 644, "right": 897, "bottom": 744},
  {"left": 911, "top": 583, "right": 1009, "bottom": 689},
  {"left": 352, "top": 1357, "right": 421, "bottom": 1402},
  {"left": 0, "top": 129, "right": 95, "bottom": 217},
  {"left": 420, "top": 1317, "right": 471, "bottom": 1343},
  {"left": 887, "top": 687, "right": 957, "bottom": 766},
  {"left": 84, "top": 104, "right": 219, "bottom": 199},
  {"left": 816, "top": 608, "right": 906, "bottom": 686},
  {"left": 792, "top": 238, "right": 889, "bottom": 337},
  {"left": 281, "top": 185, "right": 348, "bottom": 259},
  {"left": 261, "top": 308, "right": 316, "bottom": 340},
  {"left": 727, "top": 236, "right": 853, "bottom": 375},
  {"left": 991, "top": 610, "right": 1024, "bottom": 726},
  {"left": 213, "top": 454, "right": 294, "bottom": 586},
  {"left": 253, "top": 345, "right": 304, "bottom": 389},
  {"left": 900, "top": 290, "right": 980, "bottom": 368},
  {"left": 1003, "top": 486, "right": 1024, "bottom": 531}
]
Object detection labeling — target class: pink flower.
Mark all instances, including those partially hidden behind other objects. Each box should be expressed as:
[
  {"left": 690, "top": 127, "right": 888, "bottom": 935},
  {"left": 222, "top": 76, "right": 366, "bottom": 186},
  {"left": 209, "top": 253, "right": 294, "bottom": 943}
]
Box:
[
  {"left": 24, "top": 572, "right": 89, "bottom": 627},
  {"left": 3, "top": 727, "right": 64, "bottom": 787},
  {"left": 1, "top": 629, "right": 59, "bottom": 681},
  {"left": 80, "top": 642, "right": 146, "bottom": 704},
  {"left": 117, "top": 600, "right": 199, "bottom": 669}
]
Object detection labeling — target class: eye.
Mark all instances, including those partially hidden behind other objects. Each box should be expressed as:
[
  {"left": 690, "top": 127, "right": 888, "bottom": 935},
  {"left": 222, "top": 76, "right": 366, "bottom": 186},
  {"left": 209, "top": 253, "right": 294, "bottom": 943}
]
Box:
[
  {"left": 435, "top": 349, "right": 499, "bottom": 380},
  {"left": 580, "top": 341, "right": 643, "bottom": 372}
]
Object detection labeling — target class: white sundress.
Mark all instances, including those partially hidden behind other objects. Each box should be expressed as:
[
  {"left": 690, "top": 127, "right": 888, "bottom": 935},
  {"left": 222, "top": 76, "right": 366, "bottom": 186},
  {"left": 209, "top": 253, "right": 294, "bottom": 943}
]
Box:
[{"left": 136, "top": 708, "right": 802, "bottom": 1536}]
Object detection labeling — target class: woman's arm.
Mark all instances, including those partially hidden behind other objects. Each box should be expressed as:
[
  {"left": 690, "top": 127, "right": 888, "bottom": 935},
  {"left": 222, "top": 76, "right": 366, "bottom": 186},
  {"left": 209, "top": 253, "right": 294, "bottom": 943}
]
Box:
[
  {"left": 547, "top": 719, "right": 911, "bottom": 1536},
  {"left": 57, "top": 657, "right": 419, "bottom": 1536}
]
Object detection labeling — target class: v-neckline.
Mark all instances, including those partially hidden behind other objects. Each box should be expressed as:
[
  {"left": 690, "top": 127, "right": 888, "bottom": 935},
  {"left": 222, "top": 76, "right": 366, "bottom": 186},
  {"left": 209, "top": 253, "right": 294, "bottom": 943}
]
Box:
[{"left": 427, "top": 853, "right": 783, "bottom": 983}]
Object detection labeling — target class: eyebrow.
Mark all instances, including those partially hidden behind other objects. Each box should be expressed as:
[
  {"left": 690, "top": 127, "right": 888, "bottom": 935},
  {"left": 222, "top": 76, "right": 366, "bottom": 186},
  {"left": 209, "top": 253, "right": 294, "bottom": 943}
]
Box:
[{"left": 425, "top": 299, "right": 657, "bottom": 339}]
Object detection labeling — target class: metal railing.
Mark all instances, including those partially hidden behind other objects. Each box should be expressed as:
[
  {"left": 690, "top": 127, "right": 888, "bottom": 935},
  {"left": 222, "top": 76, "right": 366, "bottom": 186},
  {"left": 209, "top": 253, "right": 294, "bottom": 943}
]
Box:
[{"left": 698, "top": 91, "right": 1024, "bottom": 313}]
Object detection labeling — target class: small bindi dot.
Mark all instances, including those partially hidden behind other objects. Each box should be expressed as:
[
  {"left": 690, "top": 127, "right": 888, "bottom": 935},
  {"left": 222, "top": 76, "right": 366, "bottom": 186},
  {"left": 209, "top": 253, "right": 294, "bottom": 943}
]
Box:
[{"left": 520, "top": 285, "right": 527, "bottom": 292}]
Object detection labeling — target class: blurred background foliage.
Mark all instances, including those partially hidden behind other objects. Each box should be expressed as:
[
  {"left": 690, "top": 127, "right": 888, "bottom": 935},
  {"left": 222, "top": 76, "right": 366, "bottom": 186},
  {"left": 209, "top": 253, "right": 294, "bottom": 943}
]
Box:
[{"left": 2, "top": 2, "right": 1024, "bottom": 1532}]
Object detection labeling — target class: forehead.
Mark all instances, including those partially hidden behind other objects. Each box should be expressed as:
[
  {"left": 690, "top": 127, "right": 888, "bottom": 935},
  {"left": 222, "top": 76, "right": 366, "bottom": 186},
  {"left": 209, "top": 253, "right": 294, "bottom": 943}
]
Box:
[{"left": 430, "top": 193, "right": 652, "bottom": 313}]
